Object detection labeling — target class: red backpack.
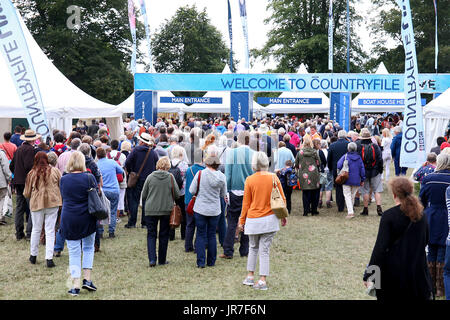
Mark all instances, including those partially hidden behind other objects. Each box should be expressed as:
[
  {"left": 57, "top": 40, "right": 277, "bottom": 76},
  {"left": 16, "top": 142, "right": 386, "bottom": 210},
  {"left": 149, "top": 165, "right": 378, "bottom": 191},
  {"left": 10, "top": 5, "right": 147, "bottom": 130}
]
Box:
[
  {"left": 107, "top": 152, "right": 124, "bottom": 183},
  {"left": 361, "top": 143, "right": 376, "bottom": 168}
]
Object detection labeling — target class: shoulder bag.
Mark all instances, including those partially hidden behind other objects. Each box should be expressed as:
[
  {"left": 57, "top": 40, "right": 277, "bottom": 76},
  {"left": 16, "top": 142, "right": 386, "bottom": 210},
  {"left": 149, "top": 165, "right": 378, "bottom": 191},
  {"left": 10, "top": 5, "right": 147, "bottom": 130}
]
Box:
[
  {"left": 127, "top": 148, "right": 152, "bottom": 188},
  {"left": 169, "top": 175, "right": 182, "bottom": 229},
  {"left": 186, "top": 169, "right": 201, "bottom": 216},
  {"left": 87, "top": 173, "right": 109, "bottom": 220},
  {"left": 270, "top": 174, "right": 288, "bottom": 219},
  {"left": 335, "top": 154, "right": 349, "bottom": 185}
]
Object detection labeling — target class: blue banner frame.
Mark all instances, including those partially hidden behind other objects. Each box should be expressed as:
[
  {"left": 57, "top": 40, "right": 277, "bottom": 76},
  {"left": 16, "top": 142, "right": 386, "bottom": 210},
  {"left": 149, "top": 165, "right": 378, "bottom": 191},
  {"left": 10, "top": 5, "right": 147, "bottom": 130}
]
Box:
[
  {"left": 135, "top": 73, "right": 449, "bottom": 93},
  {"left": 135, "top": 91, "right": 157, "bottom": 125}
]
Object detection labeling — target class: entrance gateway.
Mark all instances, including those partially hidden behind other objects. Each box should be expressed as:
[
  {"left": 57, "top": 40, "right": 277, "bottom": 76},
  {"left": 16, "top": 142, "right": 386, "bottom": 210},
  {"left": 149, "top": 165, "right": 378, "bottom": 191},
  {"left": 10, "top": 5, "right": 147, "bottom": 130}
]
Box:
[{"left": 134, "top": 72, "right": 449, "bottom": 131}]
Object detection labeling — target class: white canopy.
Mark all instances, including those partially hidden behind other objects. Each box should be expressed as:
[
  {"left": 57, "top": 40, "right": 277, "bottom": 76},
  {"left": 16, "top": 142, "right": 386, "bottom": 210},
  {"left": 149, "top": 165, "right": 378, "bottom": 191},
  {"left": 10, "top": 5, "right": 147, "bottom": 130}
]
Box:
[
  {"left": 259, "top": 64, "right": 330, "bottom": 114},
  {"left": 351, "top": 63, "right": 405, "bottom": 113},
  {"left": 0, "top": 15, "right": 124, "bottom": 138},
  {"left": 423, "top": 88, "right": 450, "bottom": 153}
]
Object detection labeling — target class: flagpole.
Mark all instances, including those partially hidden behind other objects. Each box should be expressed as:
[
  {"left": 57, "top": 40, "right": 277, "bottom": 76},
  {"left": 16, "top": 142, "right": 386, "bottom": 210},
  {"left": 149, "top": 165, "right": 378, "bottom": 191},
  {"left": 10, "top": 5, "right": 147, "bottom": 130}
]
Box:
[
  {"left": 434, "top": 0, "right": 438, "bottom": 74},
  {"left": 346, "top": 0, "right": 350, "bottom": 73}
]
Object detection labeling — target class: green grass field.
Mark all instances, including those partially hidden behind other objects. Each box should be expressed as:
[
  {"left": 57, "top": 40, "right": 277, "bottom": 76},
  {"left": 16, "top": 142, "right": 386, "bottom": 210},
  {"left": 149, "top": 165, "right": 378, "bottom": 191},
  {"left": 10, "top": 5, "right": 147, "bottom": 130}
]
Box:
[{"left": 0, "top": 171, "right": 419, "bottom": 300}]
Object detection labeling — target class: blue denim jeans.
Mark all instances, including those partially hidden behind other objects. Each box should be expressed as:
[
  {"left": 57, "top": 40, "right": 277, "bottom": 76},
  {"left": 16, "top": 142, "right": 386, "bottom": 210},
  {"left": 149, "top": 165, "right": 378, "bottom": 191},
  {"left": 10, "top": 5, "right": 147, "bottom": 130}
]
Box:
[
  {"left": 54, "top": 228, "right": 65, "bottom": 252},
  {"left": 194, "top": 213, "right": 220, "bottom": 267},
  {"left": 394, "top": 159, "right": 408, "bottom": 176},
  {"left": 66, "top": 232, "right": 96, "bottom": 279},
  {"left": 185, "top": 205, "right": 196, "bottom": 252},
  {"left": 126, "top": 180, "right": 146, "bottom": 227},
  {"left": 427, "top": 244, "right": 446, "bottom": 263},
  {"left": 145, "top": 215, "right": 170, "bottom": 265},
  {"left": 97, "top": 190, "right": 119, "bottom": 234},
  {"left": 444, "top": 245, "right": 450, "bottom": 300},
  {"left": 217, "top": 198, "right": 227, "bottom": 246}
]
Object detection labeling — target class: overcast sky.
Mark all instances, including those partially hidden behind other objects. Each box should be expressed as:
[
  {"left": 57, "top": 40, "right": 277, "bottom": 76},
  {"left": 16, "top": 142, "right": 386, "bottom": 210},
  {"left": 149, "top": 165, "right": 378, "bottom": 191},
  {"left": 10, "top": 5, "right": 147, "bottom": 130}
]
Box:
[{"left": 138, "top": 0, "right": 392, "bottom": 73}]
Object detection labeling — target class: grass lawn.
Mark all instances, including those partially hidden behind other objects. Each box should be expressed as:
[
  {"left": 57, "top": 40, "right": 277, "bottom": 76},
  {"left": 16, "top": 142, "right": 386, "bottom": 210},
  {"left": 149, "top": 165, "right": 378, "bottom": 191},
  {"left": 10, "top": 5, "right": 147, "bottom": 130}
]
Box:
[{"left": 0, "top": 169, "right": 421, "bottom": 300}]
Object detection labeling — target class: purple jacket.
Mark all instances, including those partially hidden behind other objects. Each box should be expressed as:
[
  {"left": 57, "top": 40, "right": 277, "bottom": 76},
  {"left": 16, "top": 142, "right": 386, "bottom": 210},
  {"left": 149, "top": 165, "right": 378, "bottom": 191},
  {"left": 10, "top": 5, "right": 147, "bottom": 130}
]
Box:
[{"left": 337, "top": 152, "right": 366, "bottom": 186}]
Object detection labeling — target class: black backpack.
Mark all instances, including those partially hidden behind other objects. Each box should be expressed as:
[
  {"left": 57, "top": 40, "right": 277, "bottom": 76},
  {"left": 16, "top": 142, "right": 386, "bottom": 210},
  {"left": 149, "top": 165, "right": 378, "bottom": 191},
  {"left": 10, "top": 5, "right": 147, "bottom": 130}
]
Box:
[
  {"left": 361, "top": 143, "right": 376, "bottom": 168},
  {"left": 169, "top": 162, "right": 183, "bottom": 189}
]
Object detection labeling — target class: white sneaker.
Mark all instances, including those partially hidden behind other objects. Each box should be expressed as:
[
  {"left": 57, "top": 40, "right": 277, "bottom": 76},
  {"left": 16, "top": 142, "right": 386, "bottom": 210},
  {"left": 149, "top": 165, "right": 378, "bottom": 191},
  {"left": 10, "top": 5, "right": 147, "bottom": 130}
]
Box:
[
  {"left": 116, "top": 218, "right": 121, "bottom": 223},
  {"left": 253, "top": 280, "right": 268, "bottom": 290},
  {"left": 242, "top": 276, "right": 254, "bottom": 286}
]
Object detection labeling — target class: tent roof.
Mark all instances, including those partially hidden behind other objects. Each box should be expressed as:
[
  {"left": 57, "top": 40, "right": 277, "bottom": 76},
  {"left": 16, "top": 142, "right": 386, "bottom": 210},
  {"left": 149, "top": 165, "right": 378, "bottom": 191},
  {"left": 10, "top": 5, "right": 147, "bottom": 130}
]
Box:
[
  {"left": 0, "top": 15, "right": 123, "bottom": 119},
  {"left": 119, "top": 91, "right": 186, "bottom": 114},
  {"left": 424, "top": 88, "right": 450, "bottom": 119},
  {"left": 261, "top": 63, "right": 330, "bottom": 114},
  {"left": 351, "top": 63, "right": 405, "bottom": 113}
]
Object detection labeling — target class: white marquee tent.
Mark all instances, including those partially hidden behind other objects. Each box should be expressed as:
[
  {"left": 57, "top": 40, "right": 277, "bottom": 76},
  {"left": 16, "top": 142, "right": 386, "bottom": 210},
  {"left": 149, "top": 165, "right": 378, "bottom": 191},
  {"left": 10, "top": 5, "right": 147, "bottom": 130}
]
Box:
[
  {"left": 423, "top": 88, "right": 450, "bottom": 153},
  {"left": 0, "top": 15, "right": 124, "bottom": 139},
  {"left": 259, "top": 64, "right": 329, "bottom": 114},
  {"left": 118, "top": 91, "right": 187, "bottom": 114},
  {"left": 351, "top": 63, "right": 405, "bottom": 113}
]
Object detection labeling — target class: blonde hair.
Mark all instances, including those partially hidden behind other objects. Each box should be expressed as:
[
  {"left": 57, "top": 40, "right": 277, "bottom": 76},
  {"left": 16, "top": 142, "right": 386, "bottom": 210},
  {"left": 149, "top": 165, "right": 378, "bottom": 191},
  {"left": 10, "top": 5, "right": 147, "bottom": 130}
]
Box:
[
  {"left": 121, "top": 141, "right": 132, "bottom": 152},
  {"left": 382, "top": 128, "right": 392, "bottom": 138},
  {"left": 171, "top": 145, "right": 185, "bottom": 160},
  {"left": 302, "top": 135, "right": 314, "bottom": 149},
  {"left": 66, "top": 151, "right": 86, "bottom": 173},
  {"left": 156, "top": 156, "right": 171, "bottom": 171}
]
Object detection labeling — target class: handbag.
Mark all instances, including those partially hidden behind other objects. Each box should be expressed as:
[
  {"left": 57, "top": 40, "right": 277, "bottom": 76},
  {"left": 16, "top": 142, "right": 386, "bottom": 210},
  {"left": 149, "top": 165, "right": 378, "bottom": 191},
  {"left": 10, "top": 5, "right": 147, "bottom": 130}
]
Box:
[
  {"left": 169, "top": 175, "right": 182, "bottom": 229},
  {"left": 270, "top": 174, "right": 288, "bottom": 219},
  {"left": 87, "top": 174, "right": 109, "bottom": 220},
  {"left": 186, "top": 169, "right": 202, "bottom": 216},
  {"left": 98, "top": 190, "right": 111, "bottom": 225},
  {"left": 127, "top": 148, "right": 152, "bottom": 188},
  {"left": 2, "top": 185, "right": 13, "bottom": 218},
  {"left": 335, "top": 154, "right": 349, "bottom": 185}
]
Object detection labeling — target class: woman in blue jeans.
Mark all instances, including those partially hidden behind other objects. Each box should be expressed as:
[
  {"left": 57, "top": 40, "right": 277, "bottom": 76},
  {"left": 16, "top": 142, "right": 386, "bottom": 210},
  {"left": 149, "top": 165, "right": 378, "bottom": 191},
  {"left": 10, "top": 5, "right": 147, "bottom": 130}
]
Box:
[
  {"left": 189, "top": 155, "right": 226, "bottom": 268},
  {"left": 59, "top": 152, "right": 98, "bottom": 296}
]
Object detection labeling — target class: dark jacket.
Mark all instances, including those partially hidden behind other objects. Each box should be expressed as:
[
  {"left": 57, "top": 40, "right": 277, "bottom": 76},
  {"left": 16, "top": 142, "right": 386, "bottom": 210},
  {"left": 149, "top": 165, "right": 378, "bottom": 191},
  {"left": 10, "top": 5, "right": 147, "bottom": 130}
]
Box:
[
  {"left": 337, "top": 152, "right": 365, "bottom": 186},
  {"left": 327, "top": 138, "right": 350, "bottom": 176},
  {"left": 9, "top": 142, "right": 38, "bottom": 185},
  {"left": 419, "top": 169, "right": 450, "bottom": 246},
  {"left": 124, "top": 145, "right": 158, "bottom": 183},
  {"left": 285, "top": 141, "right": 297, "bottom": 158},
  {"left": 363, "top": 205, "right": 432, "bottom": 301},
  {"left": 59, "top": 172, "right": 97, "bottom": 240},
  {"left": 390, "top": 132, "right": 403, "bottom": 162},
  {"left": 356, "top": 138, "right": 383, "bottom": 179}
]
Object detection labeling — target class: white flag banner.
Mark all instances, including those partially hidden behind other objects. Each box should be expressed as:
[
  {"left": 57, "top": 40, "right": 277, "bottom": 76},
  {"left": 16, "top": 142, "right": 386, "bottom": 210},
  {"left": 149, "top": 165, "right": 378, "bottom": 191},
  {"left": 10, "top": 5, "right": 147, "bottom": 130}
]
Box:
[
  {"left": 328, "top": 0, "right": 333, "bottom": 71},
  {"left": 238, "top": 0, "right": 249, "bottom": 71},
  {"left": 0, "top": 0, "right": 50, "bottom": 137},
  {"left": 397, "top": 0, "right": 426, "bottom": 168}
]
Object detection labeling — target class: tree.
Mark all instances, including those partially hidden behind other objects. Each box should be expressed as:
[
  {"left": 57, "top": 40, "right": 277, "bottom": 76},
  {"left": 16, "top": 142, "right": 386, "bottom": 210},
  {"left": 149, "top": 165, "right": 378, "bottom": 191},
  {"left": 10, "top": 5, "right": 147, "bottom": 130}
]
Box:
[
  {"left": 252, "top": 0, "right": 367, "bottom": 74},
  {"left": 14, "top": 0, "right": 145, "bottom": 105},
  {"left": 367, "top": 0, "right": 450, "bottom": 73},
  {"left": 152, "top": 5, "right": 232, "bottom": 74}
]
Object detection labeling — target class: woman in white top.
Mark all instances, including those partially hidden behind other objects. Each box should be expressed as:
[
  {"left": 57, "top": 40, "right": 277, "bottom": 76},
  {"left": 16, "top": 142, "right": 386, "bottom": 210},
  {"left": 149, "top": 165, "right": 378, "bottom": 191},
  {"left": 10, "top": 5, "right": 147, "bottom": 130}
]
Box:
[{"left": 381, "top": 128, "right": 393, "bottom": 181}]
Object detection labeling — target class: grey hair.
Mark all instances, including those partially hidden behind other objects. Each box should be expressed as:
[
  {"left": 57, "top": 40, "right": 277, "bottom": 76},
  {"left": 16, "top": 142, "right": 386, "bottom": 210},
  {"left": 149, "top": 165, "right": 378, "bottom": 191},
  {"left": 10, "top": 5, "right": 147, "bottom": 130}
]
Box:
[
  {"left": 251, "top": 151, "right": 269, "bottom": 172},
  {"left": 394, "top": 126, "right": 402, "bottom": 133},
  {"left": 338, "top": 130, "right": 347, "bottom": 139},
  {"left": 283, "top": 134, "right": 291, "bottom": 142},
  {"left": 347, "top": 142, "right": 357, "bottom": 152},
  {"left": 320, "top": 140, "right": 328, "bottom": 149},
  {"left": 436, "top": 153, "right": 450, "bottom": 171},
  {"left": 169, "top": 135, "right": 178, "bottom": 143},
  {"left": 70, "top": 138, "right": 82, "bottom": 150},
  {"left": 171, "top": 145, "right": 185, "bottom": 160},
  {"left": 78, "top": 143, "right": 91, "bottom": 157}
]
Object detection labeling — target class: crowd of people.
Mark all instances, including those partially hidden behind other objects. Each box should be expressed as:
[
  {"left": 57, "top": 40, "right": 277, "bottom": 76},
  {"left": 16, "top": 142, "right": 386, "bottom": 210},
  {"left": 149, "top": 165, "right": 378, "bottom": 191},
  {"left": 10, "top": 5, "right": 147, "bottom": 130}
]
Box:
[{"left": 0, "top": 112, "right": 449, "bottom": 300}]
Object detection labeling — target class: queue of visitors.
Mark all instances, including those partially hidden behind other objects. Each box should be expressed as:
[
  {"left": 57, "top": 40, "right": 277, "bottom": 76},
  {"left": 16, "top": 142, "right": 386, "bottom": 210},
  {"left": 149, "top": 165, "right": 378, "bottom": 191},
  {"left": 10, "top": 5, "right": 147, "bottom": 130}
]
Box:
[{"left": 0, "top": 113, "right": 449, "bottom": 299}]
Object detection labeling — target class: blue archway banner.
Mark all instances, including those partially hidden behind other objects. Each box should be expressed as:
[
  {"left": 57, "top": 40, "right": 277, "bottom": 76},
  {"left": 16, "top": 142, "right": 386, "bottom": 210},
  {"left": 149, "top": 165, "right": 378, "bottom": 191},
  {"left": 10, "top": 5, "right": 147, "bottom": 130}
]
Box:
[{"left": 135, "top": 73, "right": 449, "bottom": 93}]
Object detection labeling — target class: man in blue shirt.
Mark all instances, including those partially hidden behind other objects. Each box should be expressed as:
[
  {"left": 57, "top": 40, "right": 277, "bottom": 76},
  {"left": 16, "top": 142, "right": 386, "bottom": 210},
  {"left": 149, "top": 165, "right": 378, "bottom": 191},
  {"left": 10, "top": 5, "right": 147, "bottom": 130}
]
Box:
[{"left": 10, "top": 126, "right": 23, "bottom": 148}]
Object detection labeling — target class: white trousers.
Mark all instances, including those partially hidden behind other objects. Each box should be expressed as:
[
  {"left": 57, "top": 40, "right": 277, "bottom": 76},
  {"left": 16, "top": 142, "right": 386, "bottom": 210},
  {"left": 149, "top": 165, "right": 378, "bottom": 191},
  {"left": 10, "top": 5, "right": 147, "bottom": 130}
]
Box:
[
  {"left": 343, "top": 185, "right": 359, "bottom": 215},
  {"left": 383, "top": 158, "right": 391, "bottom": 181},
  {"left": 30, "top": 207, "right": 59, "bottom": 260},
  {"left": 247, "top": 232, "right": 276, "bottom": 277},
  {"left": 118, "top": 188, "right": 126, "bottom": 211}
]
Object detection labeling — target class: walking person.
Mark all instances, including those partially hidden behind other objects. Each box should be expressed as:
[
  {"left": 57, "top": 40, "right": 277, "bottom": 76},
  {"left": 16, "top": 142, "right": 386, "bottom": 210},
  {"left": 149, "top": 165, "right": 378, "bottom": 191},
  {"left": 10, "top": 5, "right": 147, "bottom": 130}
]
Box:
[
  {"left": 239, "top": 152, "right": 287, "bottom": 290},
  {"left": 24, "top": 152, "right": 62, "bottom": 268},
  {"left": 141, "top": 157, "right": 180, "bottom": 267},
  {"left": 107, "top": 140, "right": 127, "bottom": 220},
  {"left": 356, "top": 128, "right": 384, "bottom": 216},
  {"left": 419, "top": 153, "right": 450, "bottom": 298},
  {"left": 190, "top": 155, "right": 226, "bottom": 268},
  {"left": 390, "top": 126, "right": 408, "bottom": 176},
  {"left": 337, "top": 143, "right": 365, "bottom": 219},
  {"left": 59, "top": 152, "right": 98, "bottom": 296},
  {"left": 327, "top": 130, "right": 350, "bottom": 212},
  {"left": 295, "top": 135, "right": 321, "bottom": 216},
  {"left": 363, "top": 177, "right": 433, "bottom": 301},
  {"left": 220, "top": 131, "right": 254, "bottom": 260},
  {"left": 10, "top": 129, "right": 40, "bottom": 240},
  {"left": 184, "top": 149, "right": 205, "bottom": 253},
  {"left": 318, "top": 140, "right": 333, "bottom": 209},
  {"left": 381, "top": 128, "right": 393, "bottom": 181},
  {"left": 124, "top": 132, "right": 159, "bottom": 228},
  {"left": 0, "top": 148, "right": 12, "bottom": 226}
]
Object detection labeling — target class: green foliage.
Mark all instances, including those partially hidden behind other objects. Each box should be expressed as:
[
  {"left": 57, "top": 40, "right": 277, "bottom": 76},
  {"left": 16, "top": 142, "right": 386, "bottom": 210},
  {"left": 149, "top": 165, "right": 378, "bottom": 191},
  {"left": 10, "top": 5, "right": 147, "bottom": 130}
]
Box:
[
  {"left": 152, "top": 5, "right": 233, "bottom": 74},
  {"left": 14, "top": 0, "right": 145, "bottom": 104},
  {"left": 368, "top": 0, "right": 450, "bottom": 73},
  {"left": 253, "top": 0, "right": 367, "bottom": 73}
]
